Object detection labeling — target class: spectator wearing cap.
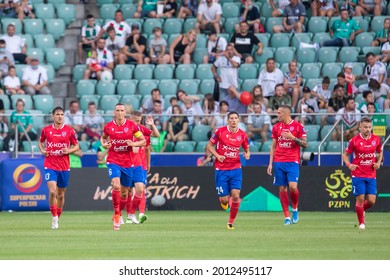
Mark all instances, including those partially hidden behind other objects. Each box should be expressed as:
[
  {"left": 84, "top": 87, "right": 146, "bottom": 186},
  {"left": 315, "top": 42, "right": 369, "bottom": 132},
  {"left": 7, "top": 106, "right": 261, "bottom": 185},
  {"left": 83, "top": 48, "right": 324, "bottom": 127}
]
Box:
[
  {"left": 134, "top": 0, "right": 159, "bottom": 18},
  {"left": 1, "top": 24, "right": 29, "bottom": 64},
  {"left": 145, "top": 27, "right": 169, "bottom": 64},
  {"left": 320, "top": 7, "right": 362, "bottom": 47},
  {"left": 203, "top": 27, "right": 227, "bottom": 64},
  {"left": 119, "top": 23, "right": 146, "bottom": 65},
  {"left": 296, "top": 86, "right": 319, "bottom": 125},
  {"left": 0, "top": 39, "right": 15, "bottom": 79},
  {"left": 344, "top": 63, "right": 358, "bottom": 97},
  {"left": 78, "top": 14, "right": 101, "bottom": 64},
  {"left": 96, "top": 10, "right": 131, "bottom": 46},
  {"left": 273, "top": 0, "right": 306, "bottom": 34},
  {"left": 156, "top": 0, "right": 178, "bottom": 18},
  {"left": 105, "top": 26, "right": 125, "bottom": 65},
  {"left": 196, "top": 0, "right": 222, "bottom": 34},
  {"left": 22, "top": 55, "right": 50, "bottom": 95}
]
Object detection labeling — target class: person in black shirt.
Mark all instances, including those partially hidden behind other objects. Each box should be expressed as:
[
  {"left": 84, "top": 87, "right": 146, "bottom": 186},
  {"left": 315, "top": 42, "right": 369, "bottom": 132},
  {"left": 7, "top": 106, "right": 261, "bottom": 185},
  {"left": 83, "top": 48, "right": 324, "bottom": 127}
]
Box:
[
  {"left": 321, "top": 84, "right": 347, "bottom": 126},
  {"left": 237, "top": 0, "right": 263, "bottom": 34},
  {"left": 230, "top": 21, "right": 263, "bottom": 64},
  {"left": 119, "top": 24, "right": 147, "bottom": 64}
]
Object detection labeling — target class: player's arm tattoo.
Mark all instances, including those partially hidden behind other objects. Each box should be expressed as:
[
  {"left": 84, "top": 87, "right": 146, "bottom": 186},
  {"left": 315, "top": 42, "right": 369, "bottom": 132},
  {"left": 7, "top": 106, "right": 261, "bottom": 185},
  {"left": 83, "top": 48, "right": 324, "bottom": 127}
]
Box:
[{"left": 293, "top": 137, "right": 308, "bottom": 148}]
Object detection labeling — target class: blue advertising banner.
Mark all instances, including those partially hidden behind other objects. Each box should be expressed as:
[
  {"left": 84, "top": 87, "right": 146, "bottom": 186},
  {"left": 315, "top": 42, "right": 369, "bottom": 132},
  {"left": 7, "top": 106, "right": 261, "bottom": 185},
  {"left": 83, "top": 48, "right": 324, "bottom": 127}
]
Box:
[{"left": 0, "top": 158, "right": 49, "bottom": 211}]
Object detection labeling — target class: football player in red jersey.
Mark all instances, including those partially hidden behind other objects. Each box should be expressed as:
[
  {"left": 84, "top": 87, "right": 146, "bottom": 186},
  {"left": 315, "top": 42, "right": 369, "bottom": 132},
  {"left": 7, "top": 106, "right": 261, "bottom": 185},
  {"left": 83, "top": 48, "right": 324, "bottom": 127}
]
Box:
[
  {"left": 342, "top": 116, "right": 383, "bottom": 230},
  {"left": 207, "top": 111, "right": 250, "bottom": 230},
  {"left": 38, "top": 107, "right": 79, "bottom": 229}
]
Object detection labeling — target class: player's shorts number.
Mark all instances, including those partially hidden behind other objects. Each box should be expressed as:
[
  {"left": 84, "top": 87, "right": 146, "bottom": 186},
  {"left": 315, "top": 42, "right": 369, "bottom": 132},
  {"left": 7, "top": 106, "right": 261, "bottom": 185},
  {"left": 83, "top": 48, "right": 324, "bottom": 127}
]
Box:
[
  {"left": 45, "top": 173, "right": 50, "bottom": 180},
  {"left": 216, "top": 186, "right": 224, "bottom": 195},
  {"left": 108, "top": 168, "right": 112, "bottom": 176}
]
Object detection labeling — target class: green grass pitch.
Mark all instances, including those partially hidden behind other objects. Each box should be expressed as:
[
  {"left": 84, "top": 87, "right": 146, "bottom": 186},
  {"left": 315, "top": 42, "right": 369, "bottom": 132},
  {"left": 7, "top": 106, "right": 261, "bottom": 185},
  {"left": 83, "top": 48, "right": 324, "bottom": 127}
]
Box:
[{"left": 0, "top": 211, "right": 389, "bottom": 260}]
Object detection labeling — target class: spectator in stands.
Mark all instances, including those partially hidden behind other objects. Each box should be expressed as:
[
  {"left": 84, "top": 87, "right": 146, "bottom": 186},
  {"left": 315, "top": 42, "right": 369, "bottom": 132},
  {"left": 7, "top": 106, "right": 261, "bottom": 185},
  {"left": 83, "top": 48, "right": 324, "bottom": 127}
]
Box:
[
  {"left": 247, "top": 102, "right": 271, "bottom": 142},
  {"left": 84, "top": 102, "right": 105, "bottom": 142},
  {"left": 248, "top": 85, "right": 268, "bottom": 113},
  {"left": 119, "top": 24, "right": 146, "bottom": 65},
  {"left": 359, "top": 52, "right": 387, "bottom": 92},
  {"left": 22, "top": 56, "right": 50, "bottom": 95},
  {"left": 201, "top": 93, "right": 219, "bottom": 125},
  {"left": 321, "top": 84, "right": 347, "bottom": 126},
  {"left": 339, "top": 0, "right": 359, "bottom": 16},
  {"left": 196, "top": 0, "right": 222, "bottom": 34},
  {"left": 230, "top": 21, "right": 263, "bottom": 64},
  {"left": 197, "top": 146, "right": 215, "bottom": 166},
  {"left": 1, "top": 24, "right": 28, "bottom": 64},
  {"left": 257, "top": 58, "right": 284, "bottom": 98},
  {"left": 176, "top": 89, "right": 203, "bottom": 115},
  {"left": 182, "top": 98, "right": 200, "bottom": 128},
  {"left": 270, "top": 0, "right": 290, "bottom": 17},
  {"left": 0, "top": 39, "right": 15, "bottom": 79},
  {"left": 156, "top": 0, "right": 178, "bottom": 18},
  {"left": 97, "top": 10, "right": 131, "bottom": 46},
  {"left": 162, "top": 105, "right": 189, "bottom": 151},
  {"left": 377, "top": 34, "right": 390, "bottom": 63},
  {"left": 142, "top": 88, "right": 165, "bottom": 114},
  {"left": 65, "top": 100, "right": 86, "bottom": 141},
  {"left": 368, "top": 78, "right": 388, "bottom": 111},
  {"left": 273, "top": 0, "right": 306, "bottom": 34},
  {"left": 344, "top": 63, "right": 358, "bottom": 97},
  {"left": 165, "top": 29, "right": 196, "bottom": 64},
  {"left": 320, "top": 7, "right": 362, "bottom": 47},
  {"left": 296, "top": 86, "right": 319, "bottom": 125},
  {"left": 311, "top": 76, "right": 331, "bottom": 109},
  {"left": 372, "top": 17, "right": 390, "bottom": 47},
  {"left": 267, "top": 84, "right": 292, "bottom": 124},
  {"left": 358, "top": 91, "right": 381, "bottom": 114},
  {"left": 333, "top": 97, "right": 361, "bottom": 141},
  {"left": 150, "top": 100, "right": 167, "bottom": 132},
  {"left": 18, "top": 0, "right": 35, "bottom": 21},
  {"left": 211, "top": 44, "right": 241, "bottom": 105},
  {"left": 236, "top": 0, "right": 263, "bottom": 34},
  {"left": 178, "top": 0, "right": 199, "bottom": 19},
  {"left": 78, "top": 14, "right": 101, "bottom": 64},
  {"left": 83, "top": 49, "right": 99, "bottom": 79},
  {"left": 3, "top": 99, "right": 37, "bottom": 152},
  {"left": 165, "top": 96, "right": 178, "bottom": 116},
  {"left": 210, "top": 100, "right": 229, "bottom": 136},
  {"left": 134, "top": 0, "right": 158, "bottom": 18},
  {"left": 105, "top": 26, "right": 125, "bottom": 65},
  {"left": 4, "top": 66, "right": 24, "bottom": 95},
  {"left": 284, "top": 60, "right": 302, "bottom": 111},
  {"left": 355, "top": 0, "right": 385, "bottom": 16},
  {"left": 203, "top": 27, "right": 227, "bottom": 64},
  {"left": 0, "top": 112, "right": 8, "bottom": 149},
  {"left": 365, "top": 102, "right": 377, "bottom": 118},
  {"left": 311, "top": 0, "right": 339, "bottom": 18},
  {"left": 83, "top": 39, "right": 114, "bottom": 80},
  {"left": 145, "top": 27, "right": 169, "bottom": 64},
  {"left": 0, "top": 0, "right": 19, "bottom": 18}
]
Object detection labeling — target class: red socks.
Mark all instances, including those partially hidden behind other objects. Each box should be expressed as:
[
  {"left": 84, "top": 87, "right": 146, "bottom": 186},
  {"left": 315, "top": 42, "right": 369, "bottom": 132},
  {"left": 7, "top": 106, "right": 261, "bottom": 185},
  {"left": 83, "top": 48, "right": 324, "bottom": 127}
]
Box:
[
  {"left": 356, "top": 204, "right": 365, "bottom": 225},
  {"left": 229, "top": 200, "right": 240, "bottom": 225},
  {"left": 50, "top": 205, "right": 57, "bottom": 217},
  {"left": 279, "top": 191, "right": 290, "bottom": 218},
  {"left": 57, "top": 208, "right": 63, "bottom": 218},
  {"left": 363, "top": 200, "right": 372, "bottom": 211},
  {"left": 112, "top": 190, "right": 121, "bottom": 215},
  {"left": 129, "top": 194, "right": 142, "bottom": 215},
  {"left": 126, "top": 195, "right": 133, "bottom": 215},
  {"left": 139, "top": 193, "right": 146, "bottom": 214},
  {"left": 290, "top": 190, "right": 299, "bottom": 209},
  {"left": 120, "top": 197, "right": 127, "bottom": 213}
]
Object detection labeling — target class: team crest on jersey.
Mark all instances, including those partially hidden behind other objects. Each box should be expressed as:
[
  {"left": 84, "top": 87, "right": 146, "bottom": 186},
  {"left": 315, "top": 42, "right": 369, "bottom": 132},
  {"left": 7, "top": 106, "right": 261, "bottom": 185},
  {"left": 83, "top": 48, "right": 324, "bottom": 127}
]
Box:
[
  {"left": 372, "top": 141, "right": 376, "bottom": 146},
  {"left": 237, "top": 136, "right": 241, "bottom": 141},
  {"left": 62, "top": 131, "right": 67, "bottom": 137},
  {"left": 290, "top": 127, "right": 294, "bottom": 131},
  {"left": 124, "top": 127, "right": 129, "bottom": 133}
]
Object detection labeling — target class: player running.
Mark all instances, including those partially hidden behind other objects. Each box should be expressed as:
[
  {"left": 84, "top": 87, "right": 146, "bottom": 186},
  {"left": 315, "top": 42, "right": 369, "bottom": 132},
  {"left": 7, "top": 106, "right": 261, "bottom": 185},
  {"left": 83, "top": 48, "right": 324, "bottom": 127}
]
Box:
[
  {"left": 267, "top": 105, "right": 308, "bottom": 225},
  {"left": 38, "top": 107, "right": 79, "bottom": 229},
  {"left": 207, "top": 111, "right": 250, "bottom": 230},
  {"left": 125, "top": 110, "right": 160, "bottom": 224},
  {"left": 100, "top": 103, "right": 145, "bottom": 230},
  {"left": 342, "top": 116, "right": 383, "bottom": 230}
]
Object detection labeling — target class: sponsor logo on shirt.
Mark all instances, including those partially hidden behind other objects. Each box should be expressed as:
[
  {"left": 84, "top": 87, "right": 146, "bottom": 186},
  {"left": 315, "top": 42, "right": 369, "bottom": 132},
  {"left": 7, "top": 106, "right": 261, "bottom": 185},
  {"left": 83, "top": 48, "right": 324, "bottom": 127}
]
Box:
[
  {"left": 47, "top": 142, "right": 67, "bottom": 148},
  {"left": 358, "top": 153, "right": 376, "bottom": 159}
]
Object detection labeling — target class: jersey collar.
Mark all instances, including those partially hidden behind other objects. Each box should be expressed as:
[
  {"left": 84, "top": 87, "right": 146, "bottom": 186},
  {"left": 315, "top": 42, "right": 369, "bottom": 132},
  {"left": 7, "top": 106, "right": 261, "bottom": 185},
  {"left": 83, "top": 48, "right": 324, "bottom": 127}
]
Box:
[
  {"left": 113, "top": 119, "right": 127, "bottom": 126},
  {"left": 52, "top": 124, "right": 65, "bottom": 130},
  {"left": 359, "top": 133, "right": 372, "bottom": 141}
]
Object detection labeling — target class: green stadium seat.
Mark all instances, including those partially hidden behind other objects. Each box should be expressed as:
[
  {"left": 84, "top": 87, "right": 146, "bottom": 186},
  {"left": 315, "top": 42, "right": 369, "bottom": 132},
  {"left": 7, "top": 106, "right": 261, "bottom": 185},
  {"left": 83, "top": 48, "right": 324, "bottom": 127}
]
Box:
[
  {"left": 34, "top": 34, "right": 55, "bottom": 51},
  {"left": 192, "top": 48, "right": 209, "bottom": 65},
  {"left": 35, "top": 3, "right": 55, "bottom": 19},
  {"left": 238, "top": 63, "right": 259, "bottom": 80},
  {"left": 305, "top": 141, "right": 325, "bottom": 153},
  {"left": 191, "top": 125, "right": 211, "bottom": 142},
  {"left": 196, "top": 34, "right": 207, "bottom": 49},
  {"left": 355, "top": 32, "right": 375, "bottom": 48},
  {"left": 0, "top": 95, "right": 10, "bottom": 110},
  {"left": 121, "top": 3, "right": 137, "bottom": 18},
  {"left": 167, "top": 33, "right": 181, "bottom": 48},
  {"left": 266, "top": 17, "right": 283, "bottom": 34},
  {"left": 32, "top": 95, "right": 54, "bottom": 114},
  {"left": 320, "top": 125, "right": 335, "bottom": 143},
  {"left": 270, "top": 33, "right": 291, "bottom": 48},
  {"left": 164, "top": 141, "right": 174, "bottom": 152},
  {"left": 183, "top": 18, "right": 197, "bottom": 33},
  {"left": 134, "top": 64, "right": 155, "bottom": 80},
  {"left": 103, "top": 110, "right": 114, "bottom": 122},
  {"left": 11, "top": 94, "right": 33, "bottom": 110},
  {"left": 222, "top": 2, "right": 240, "bottom": 18},
  {"left": 121, "top": 95, "right": 140, "bottom": 110},
  {"left": 241, "top": 79, "right": 258, "bottom": 92},
  {"left": 117, "top": 79, "right": 137, "bottom": 95},
  {"left": 29, "top": 110, "right": 44, "bottom": 133},
  {"left": 318, "top": 47, "right": 338, "bottom": 64},
  {"left": 313, "top": 32, "right": 331, "bottom": 45},
  {"left": 326, "top": 141, "right": 343, "bottom": 152},
  {"left": 138, "top": 79, "right": 159, "bottom": 96},
  {"left": 20, "top": 34, "right": 34, "bottom": 48},
  {"left": 96, "top": 81, "right": 116, "bottom": 96},
  {"left": 78, "top": 140, "right": 91, "bottom": 152},
  {"left": 349, "top": 62, "right": 365, "bottom": 76},
  {"left": 315, "top": 108, "right": 327, "bottom": 126},
  {"left": 327, "top": 16, "right": 340, "bottom": 30},
  {"left": 305, "top": 125, "right": 320, "bottom": 141},
  {"left": 22, "top": 141, "right": 39, "bottom": 153},
  {"left": 158, "top": 79, "right": 179, "bottom": 96},
  {"left": 47, "top": 0, "right": 65, "bottom": 5},
  {"left": 175, "top": 64, "right": 196, "bottom": 80},
  {"left": 178, "top": 79, "right": 200, "bottom": 95},
  {"left": 260, "top": 141, "right": 272, "bottom": 152},
  {"left": 100, "top": 95, "right": 120, "bottom": 111},
  {"left": 322, "top": 62, "right": 343, "bottom": 79},
  {"left": 338, "top": 47, "right": 360, "bottom": 63},
  {"left": 254, "top": 47, "right": 274, "bottom": 65},
  {"left": 44, "top": 19, "right": 66, "bottom": 40},
  {"left": 1, "top": 18, "right": 22, "bottom": 34},
  {"left": 143, "top": 18, "right": 164, "bottom": 36},
  {"left": 80, "top": 95, "right": 100, "bottom": 111},
  {"left": 56, "top": 4, "right": 76, "bottom": 25},
  {"left": 274, "top": 47, "right": 295, "bottom": 65},
  {"left": 163, "top": 18, "right": 183, "bottom": 35},
  {"left": 308, "top": 17, "right": 328, "bottom": 33},
  {"left": 26, "top": 48, "right": 45, "bottom": 63},
  {"left": 42, "top": 64, "right": 55, "bottom": 83},
  {"left": 96, "top": 0, "right": 113, "bottom": 6},
  {"left": 195, "top": 64, "right": 214, "bottom": 80},
  {"left": 45, "top": 48, "right": 66, "bottom": 70},
  {"left": 291, "top": 33, "right": 313, "bottom": 49},
  {"left": 261, "top": 3, "right": 273, "bottom": 19},
  {"left": 362, "top": 46, "right": 381, "bottom": 56},
  {"left": 199, "top": 79, "right": 215, "bottom": 95},
  {"left": 249, "top": 141, "right": 261, "bottom": 152},
  {"left": 173, "top": 141, "right": 196, "bottom": 152},
  {"left": 114, "top": 64, "right": 134, "bottom": 80},
  {"left": 195, "top": 141, "right": 209, "bottom": 152},
  {"left": 24, "top": 19, "right": 44, "bottom": 36},
  {"left": 255, "top": 33, "right": 270, "bottom": 48},
  {"left": 15, "top": 64, "right": 27, "bottom": 80},
  {"left": 300, "top": 63, "right": 321, "bottom": 80},
  {"left": 370, "top": 16, "right": 388, "bottom": 33},
  {"left": 73, "top": 65, "right": 87, "bottom": 82},
  {"left": 125, "top": 18, "right": 144, "bottom": 31},
  {"left": 100, "top": 4, "right": 120, "bottom": 20},
  {"left": 223, "top": 17, "right": 240, "bottom": 34},
  {"left": 76, "top": 80, "right": 96, "bottom": 97},
  {"left": 297, "top": 48, "right": 316, "bottom": 64}
]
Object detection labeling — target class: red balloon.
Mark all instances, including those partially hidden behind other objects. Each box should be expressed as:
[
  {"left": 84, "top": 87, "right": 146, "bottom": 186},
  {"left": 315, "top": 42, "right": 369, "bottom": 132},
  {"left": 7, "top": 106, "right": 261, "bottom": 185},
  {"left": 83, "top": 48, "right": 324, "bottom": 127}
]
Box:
[{"left": 240, "top": 91, "right": 253, "bottom": 105}]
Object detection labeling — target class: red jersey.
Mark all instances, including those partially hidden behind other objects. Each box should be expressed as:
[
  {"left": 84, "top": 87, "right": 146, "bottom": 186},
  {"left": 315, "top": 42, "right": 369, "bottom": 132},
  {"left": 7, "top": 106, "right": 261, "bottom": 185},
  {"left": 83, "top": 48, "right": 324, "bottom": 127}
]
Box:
[
  {"left": 345, "top": 133, "right": 382, "bottom": 179},
  {"left": 210, "top": 126, "right": 249, "bottom": 170},
  {"left": 272, "top": 120, "right": 306, "bottom": 164},
  {"left": 40, "top": 124, "right": 78, "bottom": 171},
  {"left": 131, "top": 124, "right": 152, "bottom": 168},
  {"left": 103, "top": 119, "right": 142, "bottom": 168}
]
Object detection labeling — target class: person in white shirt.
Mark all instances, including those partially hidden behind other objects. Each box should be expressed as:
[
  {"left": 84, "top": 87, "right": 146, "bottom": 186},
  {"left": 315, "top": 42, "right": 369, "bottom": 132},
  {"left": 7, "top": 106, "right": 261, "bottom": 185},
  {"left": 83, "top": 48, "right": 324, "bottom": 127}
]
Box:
[
  {"left": 182, "top": 98, "right": 200, "bottom": 128},
  {"left": 257, "top": 58, "right": 284, "bottom": 97},
  {"left": 333, "top": 97, "right": 361, "bottom": 141},
  {"left": 105, "top": 26, "right": 125, "bottom": 65},
  {"left": 78, "top": 14, "right": 101, "bottom": 64},
  {"left": 82, "top": 38, "right": 114, "bottom": 80},
  {"left": 358, "top": 52, "right": 387, "bottom": 93},
  {"left": 84, "top": 101, "right": 104, "bottom": 141},
  {"left": 176, "top": 89, "right": 203, "bottom": 115},
  {"left": 247, "top": 102, "right": 271, "bottom": 142},
  {"left": 1, "top": 24, "right": 28, "bottom": 64},
  {"left": 203, "top": 28, "right": 227, "bottom": 64},
  {"left": 18, "top": 0, "right": 35, "bottom": 21},
  {"left": 270, "top": 0, "right": 291, "bottom": 17},
  {"left": 196, "top": 0, "right": 222, "bottom": 34},
  {"left": 96, "top": 9, "right": 131, "bottom": 46},
  {"left": 22, "top": 56, "right": 50, "bottom": 95},
  {"left": 64, "top": 100, "right": 86, "bottom": 141},
  {"left": 211, "top": 44, "right": 241, "bottom": 102},
  {"left": 4, "top": 66, "right": 24, "bottom": 95},
  {"left": 377, "top": 37, "right": 390, "bottom": 63}
]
